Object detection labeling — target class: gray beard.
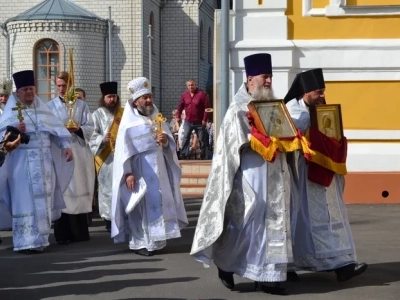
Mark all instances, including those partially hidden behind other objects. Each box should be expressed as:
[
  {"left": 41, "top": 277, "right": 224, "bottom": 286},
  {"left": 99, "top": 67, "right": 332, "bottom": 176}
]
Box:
[
  {"left": 0, "top": 103, "right": 5, "bottom": 111},
  {"left": 252, "top": 85, "right": 273, "bottom": 101},
  {"left": 137, "top": 104, "right": 155, "bottom": 116}
]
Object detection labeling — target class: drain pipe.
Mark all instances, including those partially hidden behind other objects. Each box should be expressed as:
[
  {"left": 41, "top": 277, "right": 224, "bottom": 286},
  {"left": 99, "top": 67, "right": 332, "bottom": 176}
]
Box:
[
  {"left": 108, "top": 7, "right": 113, "bottom": 81},
  {"left": 0, "top": 23, "right": 10, "bottom": 77},
  {"left": 220, "top": 0, "right": 230, "bottom": 121},
  {"left": 159, "top": 1, "right": 165, "bottom": 112}
]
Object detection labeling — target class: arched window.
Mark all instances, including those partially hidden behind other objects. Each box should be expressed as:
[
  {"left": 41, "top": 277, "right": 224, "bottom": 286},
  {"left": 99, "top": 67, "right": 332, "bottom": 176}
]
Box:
[
  {"left": 208, "top": 27, "right": 212, "bottom": 63},
  {"left": 34, "top": 39, "right": 60, "bottom": 101},
  {"left": 200, "top": 21, "right": 204, "bottom": 60},
  {"left": 149, "top": 12, "right": 155, "bottom": 55}
]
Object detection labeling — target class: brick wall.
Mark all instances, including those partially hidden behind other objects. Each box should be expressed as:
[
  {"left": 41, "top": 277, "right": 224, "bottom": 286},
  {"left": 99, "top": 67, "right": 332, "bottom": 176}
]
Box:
[
  {"left": 73, "top": 0, "right": 143, "bottom": 109},
  {"left": 143, "top": 0, "right": 161, "bottom": 111},
  {"left": 0, "top": 0, "right": 216, "bottom": 115}
]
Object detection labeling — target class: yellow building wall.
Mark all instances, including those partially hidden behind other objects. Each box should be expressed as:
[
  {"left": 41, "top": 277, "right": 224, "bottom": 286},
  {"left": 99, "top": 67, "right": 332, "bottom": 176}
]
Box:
[
  {"left": 313, "top": 0, "right": 329, "bottom": 8},
  {"left": 287, "top": 0, "right": 400, "bottom": 39},
  {"left": 325, "top": 81, "right": 400, "bottom": 130}
]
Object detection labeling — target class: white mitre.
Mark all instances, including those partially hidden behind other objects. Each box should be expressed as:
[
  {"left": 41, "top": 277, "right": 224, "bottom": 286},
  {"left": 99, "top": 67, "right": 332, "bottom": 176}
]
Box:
[{"left": 127, "top": 77, "right": 152, "bottom": 101}]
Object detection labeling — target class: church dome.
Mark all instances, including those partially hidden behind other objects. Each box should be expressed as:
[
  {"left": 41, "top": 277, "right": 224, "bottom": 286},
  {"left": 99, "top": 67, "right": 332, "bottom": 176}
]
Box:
[{"left": 5, "top": 0, "right": 104, "bottom": 23}]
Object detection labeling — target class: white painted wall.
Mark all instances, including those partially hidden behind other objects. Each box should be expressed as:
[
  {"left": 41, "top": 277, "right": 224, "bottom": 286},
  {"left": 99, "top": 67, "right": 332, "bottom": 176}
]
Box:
[{"left": 227, "top": 0, "right": 400, "bottom": 172}]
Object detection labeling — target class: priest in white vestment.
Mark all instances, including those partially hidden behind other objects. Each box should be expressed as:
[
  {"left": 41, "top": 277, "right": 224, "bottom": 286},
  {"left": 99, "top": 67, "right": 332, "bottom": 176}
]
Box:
[
  {"left": 0, "top": 70, "right": 73, "bottom": 253},
  {"left": 47, "top": 71, "right": 95, "bottom": 244},
  {"left": 190, "top": 54, "right": 293, "bottom": 295},
  {"left": 111, "top": 77, "right": 188, "bottom": 256},
  {"left": 89, "top": 81, "right": 123, "bottom": 232},
  {"left": 0, "top": 77, "right": 14, "bottom": 241},
  {"left": 284, "top": 68, "right": 368, "bottom": 282},
  {"left": 0, "top": 129, "right": 22, "bottom": 244}
]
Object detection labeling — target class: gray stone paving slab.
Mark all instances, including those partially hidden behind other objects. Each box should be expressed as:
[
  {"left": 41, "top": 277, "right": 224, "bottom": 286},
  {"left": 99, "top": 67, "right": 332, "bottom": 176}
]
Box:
[{"left": 0, "top": 203, "right": 399, "bottom": 300}]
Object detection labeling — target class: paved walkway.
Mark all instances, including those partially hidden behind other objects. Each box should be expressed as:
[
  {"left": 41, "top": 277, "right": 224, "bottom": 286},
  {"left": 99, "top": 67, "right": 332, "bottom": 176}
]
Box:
[{"left": 0, "top": 202, "right": 399, "bottom": 300}]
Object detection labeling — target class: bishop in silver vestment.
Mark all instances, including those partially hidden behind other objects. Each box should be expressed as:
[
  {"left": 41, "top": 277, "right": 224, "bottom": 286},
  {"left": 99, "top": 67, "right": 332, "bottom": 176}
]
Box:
[
  {"left": 191, "top": 54, "right": 292, "bottom": 295},
  {"left": 89, "top": 81, "right": 122, "bottom": 232},
  {"left": 0, "top": 70, "right": 73, "bottom": 253},
  {"left": 47, "top": 71, "right": 95, "bottom": 244},
  {"left": 111, "top": 77, "right": 188, "bottom": 256},
  {"left": 284, "top": 68, "right": 367, "bottom": 282}
]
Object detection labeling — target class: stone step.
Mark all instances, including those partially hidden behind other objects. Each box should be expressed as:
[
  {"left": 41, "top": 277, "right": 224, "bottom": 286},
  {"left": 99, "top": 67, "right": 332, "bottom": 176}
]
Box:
[
  {"left": 182, "top": 192, "right": 204, "bottom": 198},
  {"left": 180, "top": 183, "right": 206, "bottom": 188},
  {"left": 181, "top": 173, "right": 209, "bottom": 178}
]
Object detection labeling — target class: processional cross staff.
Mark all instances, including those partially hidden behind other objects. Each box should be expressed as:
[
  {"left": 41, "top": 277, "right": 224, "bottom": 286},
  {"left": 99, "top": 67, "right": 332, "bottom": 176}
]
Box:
[
  {"left": 153, "top": 112, "right": 167, "bottom": 145},
  {"left": 12, "top": 101, "right": 27, "bottom": 123}
]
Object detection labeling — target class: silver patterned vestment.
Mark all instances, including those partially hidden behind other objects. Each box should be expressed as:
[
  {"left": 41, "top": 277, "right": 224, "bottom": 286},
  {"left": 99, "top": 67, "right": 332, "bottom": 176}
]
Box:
[
  {"left": 89, "top": 107, "right": 115, "bottom": 220},
  {"left": 286, "top": 99, "right": 356, "bottom": 271},
  {"left": 190, "top": 84, "right": 293, "bottom": 282},
  {"left": 47, "top": 97, "right": 95, "bottom": 214},
  {"left": 0, "top": 93, "right": 72, "bottom": 251}
]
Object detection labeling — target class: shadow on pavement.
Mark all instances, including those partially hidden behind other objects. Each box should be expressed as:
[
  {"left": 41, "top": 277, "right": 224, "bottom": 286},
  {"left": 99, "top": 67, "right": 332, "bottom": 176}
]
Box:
[
  {"left": 0, "top": 236, "right": 196, "bottom": 300},
  {"left": 233, "top": 261, "right": 400, "bottom": 295},
  {"left": 0, "top": 277, "right": 199, "bottom": 300}
]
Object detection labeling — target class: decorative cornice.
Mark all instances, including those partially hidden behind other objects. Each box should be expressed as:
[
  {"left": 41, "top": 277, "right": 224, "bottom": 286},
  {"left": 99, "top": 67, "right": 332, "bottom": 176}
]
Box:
[
  {"left": 6, "top": 20, "right": 107, "bottom": 34},
  {"left": 303, "top": 0, "right": 400, "bottom": 17}
]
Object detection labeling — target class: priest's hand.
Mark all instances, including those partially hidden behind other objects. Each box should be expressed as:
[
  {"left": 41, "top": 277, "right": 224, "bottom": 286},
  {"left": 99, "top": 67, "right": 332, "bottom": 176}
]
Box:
[
  {"left": 125, "top": 173, "right": 136, "bottom": 191},
  {"left": 103, "top": 133, "right": 111, "bottom": 143},
  {"left": 64, "top": 148, "right": 73, "bottom": 162},
  {"left": 16, "top": 122, "right": 26, "bottom": 133},
  {"left": 3, "top": 133, "right": 21, "bottom": 152},
  {"left": 157, "top": 133, "right": 167, "bottom": 145},
  {"left": 246, "top": 112, "right": 255, "bottom": 127}
]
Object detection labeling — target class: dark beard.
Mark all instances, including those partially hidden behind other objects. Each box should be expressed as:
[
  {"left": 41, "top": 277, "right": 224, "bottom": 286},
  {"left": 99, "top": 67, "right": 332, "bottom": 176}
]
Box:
[{"left": 105, "top": 104, "right": 118, "bottom": 114}]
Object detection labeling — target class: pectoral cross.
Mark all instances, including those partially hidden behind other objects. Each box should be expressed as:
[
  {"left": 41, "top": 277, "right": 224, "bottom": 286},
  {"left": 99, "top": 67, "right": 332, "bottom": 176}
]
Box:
[
  {"left": 12, "top": 101, "right": 27, "bottom": 123},
  {"left": 153, "top": 113, "right": 166, "bottom": 135}
]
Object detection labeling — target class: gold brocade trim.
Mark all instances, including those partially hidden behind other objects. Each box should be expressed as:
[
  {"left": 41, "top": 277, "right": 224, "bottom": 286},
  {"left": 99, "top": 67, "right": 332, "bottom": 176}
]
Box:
[
  {"left": 309, "top": 150, "right": 348, "bottom": 175},
  {"left": 305, "top": 129, "right": 347, "bottom": 175},
  {"left": 249, "top": 135, "right": 315, "bottom": 162},
  {"left": 94, "top": 107, "right": 124, "bottom": 174}
]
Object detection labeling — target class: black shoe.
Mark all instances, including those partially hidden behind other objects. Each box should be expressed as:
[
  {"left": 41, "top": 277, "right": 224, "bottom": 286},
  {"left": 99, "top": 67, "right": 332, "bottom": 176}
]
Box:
[
  {"left": 287, "top": 271, "right": 301, "bottom": 282},
  {"left": 217, "top": 267, "right": 235, "bottom": 290},
  {"left": 132, "top": 248, "right": 154, "bottom": 257},
  {"left": 0, "top": 237, "right": 2, "bottom": 244},
  {"left": 336, "top": 262, "right": 368, "bottom": 282},
  {"left": 254, "top": 282, "right": 288, "bottom": 295},
  {"left": 57, "top": 240, "right": 70, "bottom": 245},
  {"left": 105, "top": 220, "right": 111, "bottom": 232}
]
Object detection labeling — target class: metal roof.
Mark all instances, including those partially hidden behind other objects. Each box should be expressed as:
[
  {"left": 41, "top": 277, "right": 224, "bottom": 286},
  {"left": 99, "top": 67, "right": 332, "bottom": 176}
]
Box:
[{"left": 6, "top": 0, "right": 104, "bottom": 23}]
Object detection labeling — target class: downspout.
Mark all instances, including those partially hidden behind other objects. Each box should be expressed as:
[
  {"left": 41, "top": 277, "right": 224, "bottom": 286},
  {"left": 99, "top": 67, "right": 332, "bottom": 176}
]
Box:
[
  {"left": 108, "top": 7, "right": 113, "bottom": 81},
  {"left": 197, "top": 7, "right": 201, "bottom": 87},
  {"left": 159, "top": 0, "right": 164, "bottom": 112},
  {"left": 199, "top": 0, "right": 204, "bottom": 82},
  {"left": 0, "top": 23, "right": 10, "bottom": 77},
  {"left": 220, "top": 0, "right": 229, "bottom": 121}
]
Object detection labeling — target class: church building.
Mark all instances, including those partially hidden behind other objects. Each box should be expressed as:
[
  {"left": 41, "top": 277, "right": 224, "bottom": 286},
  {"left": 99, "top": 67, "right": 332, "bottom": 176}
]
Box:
[{"left": 0, "top": 0, "right": 216, "bottom": 116}]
